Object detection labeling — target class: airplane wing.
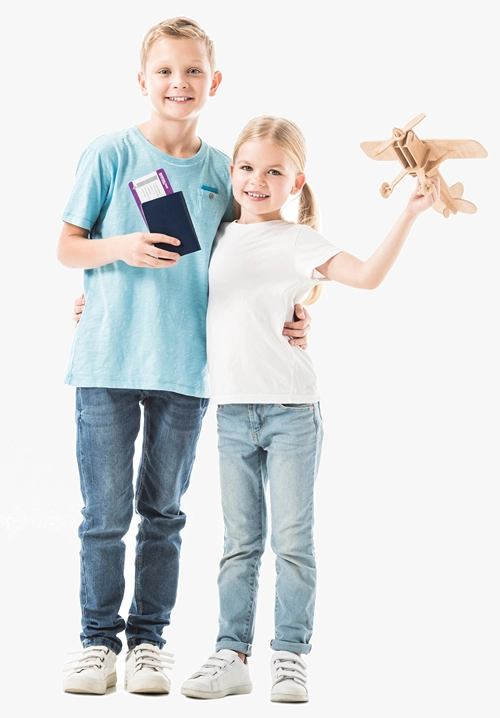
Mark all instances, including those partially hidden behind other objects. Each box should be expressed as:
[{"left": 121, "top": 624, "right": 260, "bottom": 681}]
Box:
[
  {"left": 424, "top": 139, "right": 488, "bottom": 159},
  {"left": 359, "top": 141, "right": 399, "bottom": 161},
  {"left": 361, "top": 138, "right": 487, "bottom": 161}
]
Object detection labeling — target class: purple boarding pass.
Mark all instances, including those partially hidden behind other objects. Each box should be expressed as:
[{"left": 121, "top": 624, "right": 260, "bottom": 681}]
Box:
[{"left": 129, "top": 169, "right": 174, "bottom": 226}]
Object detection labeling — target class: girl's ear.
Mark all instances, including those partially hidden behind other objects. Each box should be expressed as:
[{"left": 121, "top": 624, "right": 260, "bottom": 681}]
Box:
[
  {"left": 229, "top": 163, "right": 234, "bottom": 180},
  {"left": 290, "top": 173, "right": 306, "bottom": 195}
]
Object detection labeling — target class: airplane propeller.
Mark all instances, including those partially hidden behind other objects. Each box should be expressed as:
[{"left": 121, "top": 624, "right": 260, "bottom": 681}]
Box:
[{"left": 374, "top": 112, "right": 427, "bottom": 157}]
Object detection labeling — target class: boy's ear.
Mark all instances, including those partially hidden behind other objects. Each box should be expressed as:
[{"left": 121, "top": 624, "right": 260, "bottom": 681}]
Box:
[
  {"left": 209, "top": 71, "right": 222, "bottom": 97},
  {"left": 138, "top": 72, "right": 148, "bottom": 97},
  {"left": 290, "top": 173, "right": 306, "bottom": 195}
]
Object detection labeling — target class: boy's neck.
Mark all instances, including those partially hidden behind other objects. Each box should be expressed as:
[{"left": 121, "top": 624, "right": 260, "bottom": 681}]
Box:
[{"left": 137, "top": 118, "right": 202, "bottom": 158}]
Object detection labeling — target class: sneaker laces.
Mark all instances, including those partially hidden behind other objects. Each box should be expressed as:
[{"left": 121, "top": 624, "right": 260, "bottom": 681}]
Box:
[
  {"left": 62, "top": 646, "right": 112, "bottom": 674},
  {"left": 130, "top": 645, "right": 174, "bottom": 675},
  {"left": 272, "top": 654, "right": 308, "bottom": 688},
  {"left": 189, "top": 653, "right": 237, "bottom": 679}
]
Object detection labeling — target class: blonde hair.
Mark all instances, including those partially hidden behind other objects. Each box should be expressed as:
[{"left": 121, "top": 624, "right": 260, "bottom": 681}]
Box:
[
  {"left": 232, "top": 115, "right": 323, "bottom": 305},
  {"left": 140, "top": 16, "right": 216, "bottom": 72}
]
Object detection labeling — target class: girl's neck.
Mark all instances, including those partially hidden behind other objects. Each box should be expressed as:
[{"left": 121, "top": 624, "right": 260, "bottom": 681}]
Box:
[{"left": 237, "top": 209, "right": 283, "bottom": 225}]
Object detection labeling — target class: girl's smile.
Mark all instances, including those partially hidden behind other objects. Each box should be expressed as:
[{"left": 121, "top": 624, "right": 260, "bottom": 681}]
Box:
[{"left": 245, "top": 191, "right": 269, "bottom": 200}]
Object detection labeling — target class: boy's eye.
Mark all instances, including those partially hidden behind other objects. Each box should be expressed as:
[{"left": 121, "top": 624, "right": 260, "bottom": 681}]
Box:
[
  {"left": 187, "top": 68, "right": 201, "bottom": 74},
  {"left": 158, "top": 69, "right": 171, "bottom": 75},
  {"left": 240, "top": 165, "right": 252, "bottom": 171},
  {"left": 269, "top": 169, "right": 281, "bottom": 175}
]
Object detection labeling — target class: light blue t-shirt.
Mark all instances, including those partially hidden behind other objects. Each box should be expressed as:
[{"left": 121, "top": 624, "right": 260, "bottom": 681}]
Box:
[{"left": 63, "top": 126, "right": 232, "bottom": 396}]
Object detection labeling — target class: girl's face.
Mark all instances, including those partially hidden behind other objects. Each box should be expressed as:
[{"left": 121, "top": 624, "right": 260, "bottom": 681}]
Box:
[{"left": 230, "top": 140, "right": 306, "bottom": 223}]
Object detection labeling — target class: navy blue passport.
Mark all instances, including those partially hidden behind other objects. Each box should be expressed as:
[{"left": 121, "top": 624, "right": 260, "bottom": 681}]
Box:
[{"left": 141, "top": 191, "right": 201, "bottom": 256}]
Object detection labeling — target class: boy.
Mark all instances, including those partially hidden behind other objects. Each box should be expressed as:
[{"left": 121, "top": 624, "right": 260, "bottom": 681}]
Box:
[{"left": 59, "top": 17, "right": 310, "bottom": 696}]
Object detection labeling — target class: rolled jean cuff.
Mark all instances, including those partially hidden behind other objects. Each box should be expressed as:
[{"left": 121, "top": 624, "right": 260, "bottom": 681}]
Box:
[
  {"left": 215, "top": 640, "right": 252, "bottom": 656},
  {"left": 270, "top": 639, "right": 312, "bottom": 655}
]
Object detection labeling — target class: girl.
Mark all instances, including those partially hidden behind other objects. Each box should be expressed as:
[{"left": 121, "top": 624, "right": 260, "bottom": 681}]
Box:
[{"left": 180, "top": 115, "right": 439, "bottom": 703}]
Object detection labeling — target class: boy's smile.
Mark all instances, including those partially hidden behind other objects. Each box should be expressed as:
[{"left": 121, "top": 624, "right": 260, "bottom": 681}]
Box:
[
  {"left": 231, "top": 141, "right": 306, "bottom": 224},
  {"left": 139, "top": 37, "right": 221, "bottom": 127}
]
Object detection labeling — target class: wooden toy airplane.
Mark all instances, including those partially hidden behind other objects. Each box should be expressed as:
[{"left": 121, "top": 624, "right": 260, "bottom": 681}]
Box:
[{"left": 360, "top": 113, "right": 488, "bottom": 218}]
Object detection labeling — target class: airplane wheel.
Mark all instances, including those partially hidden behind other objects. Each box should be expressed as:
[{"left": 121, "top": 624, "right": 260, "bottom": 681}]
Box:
[
  {"left": 443, "top": 208, "right": 450, "bottom": 218},
  {"left": 380, "top": 182, "right": 392, "bottom": 198},
  {"left": 422, "top": 181, "right": 434, "bottom": 196}
]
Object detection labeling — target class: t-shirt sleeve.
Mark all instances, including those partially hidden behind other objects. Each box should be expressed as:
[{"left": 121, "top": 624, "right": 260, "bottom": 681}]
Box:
[
  {"left": 294, "top": 225, "right": 342, "bottom": 280},
  {"left": 62, "top": 145, "right": 113, "bottom": 233}
]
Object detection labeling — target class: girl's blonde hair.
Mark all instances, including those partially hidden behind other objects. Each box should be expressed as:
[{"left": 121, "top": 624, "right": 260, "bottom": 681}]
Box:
[
  {"left": 140, "top": 16, "right": 216, "bottom": 72},
  {"left": 232, "top": 116, "right": 323, "bottom": 305}
]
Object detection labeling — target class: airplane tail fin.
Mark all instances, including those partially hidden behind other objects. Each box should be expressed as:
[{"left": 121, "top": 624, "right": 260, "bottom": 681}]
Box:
[
  {"left": 449, "top": 182, "right": 464, "bottom": 199},
  {"left": 449, "top": 182, "right": 477, "bottom": 213},
  {"left": 433, "top": 182, "right": 477, "bottom": 216},
  {"left": 454, "top": 198, "right": 477, "bottom": 214}
]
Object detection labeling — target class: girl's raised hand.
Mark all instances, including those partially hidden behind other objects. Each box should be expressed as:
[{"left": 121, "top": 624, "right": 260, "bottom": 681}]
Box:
[{"left": 406, "top": 175, "right": 440, "bottom": 216}]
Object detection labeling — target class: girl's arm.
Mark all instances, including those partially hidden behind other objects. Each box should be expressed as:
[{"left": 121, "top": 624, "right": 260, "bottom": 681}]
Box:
[
  {"left": 57, "top": 222, "right": 181, "bottom": 269},
  {"left": 315, "top": 177, "right": 439, "bottom": 289}
]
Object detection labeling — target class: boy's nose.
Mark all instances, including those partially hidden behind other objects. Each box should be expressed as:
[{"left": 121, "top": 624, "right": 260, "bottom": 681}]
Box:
[{"left": 170, "top": 73, "right": 188, "bottom": 88}]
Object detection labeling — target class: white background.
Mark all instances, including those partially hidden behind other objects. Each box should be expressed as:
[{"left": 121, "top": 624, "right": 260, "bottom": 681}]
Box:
[{"left": 1, "top": 1, "right": 498, "bottom": 715}]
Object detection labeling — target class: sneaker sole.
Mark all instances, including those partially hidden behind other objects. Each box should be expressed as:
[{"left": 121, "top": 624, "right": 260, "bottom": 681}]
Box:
[
  {"left": 63, "top": 671, "right": 117, "bottom": 695},
  {"left": 126, "top": 680, "right": 171, "bottom": 694},
  {"left": 181, "top": 683, "right": 253, "bottom": 699},
  {"left": 271, "top": 693, "right": 309, "bottom": 703}
]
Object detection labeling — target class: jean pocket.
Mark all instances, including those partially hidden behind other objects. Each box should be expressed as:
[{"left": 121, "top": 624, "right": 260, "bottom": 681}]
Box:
[{"left": 277, "top": 403, "right": 314, "bottom": 411}]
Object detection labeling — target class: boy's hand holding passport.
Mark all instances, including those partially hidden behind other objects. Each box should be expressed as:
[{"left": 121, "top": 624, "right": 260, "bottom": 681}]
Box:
[{"left": 129, "top": 169, "right": 201, "bottom": 257}]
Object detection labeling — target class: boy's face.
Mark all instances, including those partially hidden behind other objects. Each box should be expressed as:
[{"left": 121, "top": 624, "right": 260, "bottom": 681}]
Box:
[{"left": 139, "top": 37, "right": 221, "bottom": 124}]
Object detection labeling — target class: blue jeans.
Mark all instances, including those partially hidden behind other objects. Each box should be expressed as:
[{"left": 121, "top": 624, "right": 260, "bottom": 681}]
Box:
[
  {"left": 75, "top": 387, "right": 208, "bottom": 654},
  {"left": 215, "top": 403, "right": 323, "bottom": 657}
]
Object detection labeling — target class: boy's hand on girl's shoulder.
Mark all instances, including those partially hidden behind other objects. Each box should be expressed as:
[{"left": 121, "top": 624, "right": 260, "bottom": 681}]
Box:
[
  {"left": 283, "top": 304, "right": 311, "bottom": 351},
  {"left": 73, "top": 294, "right": 85, "bottom": 327},
  {"left": 118, "top": 232, "right": 181, "bottom": 268}
]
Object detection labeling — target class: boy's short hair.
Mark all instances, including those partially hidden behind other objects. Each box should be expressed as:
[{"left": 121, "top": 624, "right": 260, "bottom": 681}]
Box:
[{"left": 140, "top": 16, "right": 216, "bottom": 72}]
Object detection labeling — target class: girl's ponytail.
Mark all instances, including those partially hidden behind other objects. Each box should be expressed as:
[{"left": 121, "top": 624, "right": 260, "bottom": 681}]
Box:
[{"left": 297, "top": 183, "right": 323, "bottom": 305}]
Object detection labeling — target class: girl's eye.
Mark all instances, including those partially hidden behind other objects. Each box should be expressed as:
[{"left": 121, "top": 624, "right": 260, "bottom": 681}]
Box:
[
  {"left": 241, "top": 165, "right": 252, "bottom": 171},
  {"left": 269, "top": 169, "right": 281, "bottom": 175}
]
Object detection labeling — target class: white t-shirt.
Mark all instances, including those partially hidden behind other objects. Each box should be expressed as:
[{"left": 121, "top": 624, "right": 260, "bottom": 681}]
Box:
[{"left": 207, "top": 220, "right": 342, "bottom": 404}]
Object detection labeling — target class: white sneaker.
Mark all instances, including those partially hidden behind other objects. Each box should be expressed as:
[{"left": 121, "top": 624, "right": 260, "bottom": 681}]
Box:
[
  {"left": 62, "top": 645, "right": 117, "bottom": 694},
  {"left": 181, "top": 649, "right": 252, "bottom": 699},
  {"left": 125, "top": 643, "right": 174, "bottom": 693},
  {"left": 270, "top": 651, "right": 309, "bottom": 703}
]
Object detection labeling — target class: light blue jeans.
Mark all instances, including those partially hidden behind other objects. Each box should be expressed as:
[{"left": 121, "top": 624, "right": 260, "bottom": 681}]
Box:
[
  {"left": 75, "top": 387, "right": 209, "bottom": 654},
  {"left": 215, "top": 403, "right": 323, "bottom": 657}
]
